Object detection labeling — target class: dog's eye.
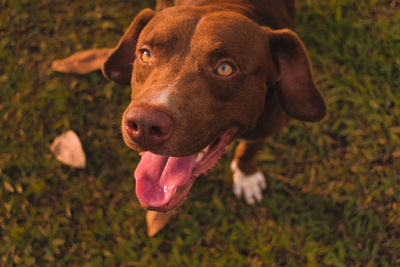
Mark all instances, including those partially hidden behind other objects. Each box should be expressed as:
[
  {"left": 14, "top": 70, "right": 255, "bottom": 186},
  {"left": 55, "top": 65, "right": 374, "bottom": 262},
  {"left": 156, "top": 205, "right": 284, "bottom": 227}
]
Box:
[
  {"left": 216, "top": 62, "right": 234, "bottom": 76},
  {"left": 140, "top": 49, "right": 152, "bottom": 63}
]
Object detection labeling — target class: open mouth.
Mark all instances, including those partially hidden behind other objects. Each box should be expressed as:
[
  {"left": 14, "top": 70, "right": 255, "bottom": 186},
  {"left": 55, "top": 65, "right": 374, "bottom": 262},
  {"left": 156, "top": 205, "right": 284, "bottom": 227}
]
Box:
[{"left": 134, "top": 132, "right": 232, "bottom": 212}]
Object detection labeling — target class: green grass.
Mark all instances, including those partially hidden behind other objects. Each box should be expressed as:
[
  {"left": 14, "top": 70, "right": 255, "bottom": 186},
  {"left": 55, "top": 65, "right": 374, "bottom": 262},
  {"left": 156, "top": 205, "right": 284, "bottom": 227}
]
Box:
[{"left": 1, "top": 0, "right": 399, "bottom": 265}]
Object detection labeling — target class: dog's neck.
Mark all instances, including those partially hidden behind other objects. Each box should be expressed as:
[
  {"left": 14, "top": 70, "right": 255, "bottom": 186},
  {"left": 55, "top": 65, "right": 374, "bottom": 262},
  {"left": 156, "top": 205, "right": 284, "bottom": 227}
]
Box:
[{"left": 177, "top": 0, "right": 295, "bottom": 29}]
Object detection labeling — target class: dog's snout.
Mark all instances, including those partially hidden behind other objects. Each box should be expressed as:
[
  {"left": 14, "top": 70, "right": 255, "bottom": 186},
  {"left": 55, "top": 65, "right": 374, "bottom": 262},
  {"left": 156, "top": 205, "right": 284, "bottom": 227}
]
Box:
[{"left": 125, "top": 106, "right": 173, "bottom": 147}]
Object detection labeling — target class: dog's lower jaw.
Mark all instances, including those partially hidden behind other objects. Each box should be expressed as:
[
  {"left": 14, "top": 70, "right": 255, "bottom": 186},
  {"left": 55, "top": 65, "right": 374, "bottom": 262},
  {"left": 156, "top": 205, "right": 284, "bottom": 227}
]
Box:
[{"left": 134, "top": 131, "right": 235, "bottom": 211}]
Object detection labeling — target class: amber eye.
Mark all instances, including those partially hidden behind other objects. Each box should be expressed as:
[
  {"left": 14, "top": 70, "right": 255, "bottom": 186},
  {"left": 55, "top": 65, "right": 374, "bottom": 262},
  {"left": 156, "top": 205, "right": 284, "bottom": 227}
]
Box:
[
  {"left": 216, "top": 62, "right": 234, "bottom": 76},
  {"left": 140, "top": 49, "right": 152, "bottom": 63}
]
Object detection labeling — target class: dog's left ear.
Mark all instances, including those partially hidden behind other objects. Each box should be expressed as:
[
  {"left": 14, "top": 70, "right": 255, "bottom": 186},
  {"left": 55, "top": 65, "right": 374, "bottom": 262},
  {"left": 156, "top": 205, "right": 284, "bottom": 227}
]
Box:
[
  {"left": 103, "top": 9, "right": 155, "bottom": 85},
  {"left": 263, "top": 27, "right": 326, "bottom": 122}
]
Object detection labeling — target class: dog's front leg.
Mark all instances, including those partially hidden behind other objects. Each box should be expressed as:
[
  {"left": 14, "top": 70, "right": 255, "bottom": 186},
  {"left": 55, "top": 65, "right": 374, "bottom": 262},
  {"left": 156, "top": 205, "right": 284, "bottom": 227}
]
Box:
[
  {"left": 146, "top": 210, "right": 177, "bottom": 237},
  {"left": 231, "top": 140, "right": 267, "bottom": 205}
]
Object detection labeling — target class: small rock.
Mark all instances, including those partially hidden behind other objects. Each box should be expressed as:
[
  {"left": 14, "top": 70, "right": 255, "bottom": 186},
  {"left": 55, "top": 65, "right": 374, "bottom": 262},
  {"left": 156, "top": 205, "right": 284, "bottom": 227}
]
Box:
[{"left": 51, "top": 130, "right": 86, "bottom": 168}]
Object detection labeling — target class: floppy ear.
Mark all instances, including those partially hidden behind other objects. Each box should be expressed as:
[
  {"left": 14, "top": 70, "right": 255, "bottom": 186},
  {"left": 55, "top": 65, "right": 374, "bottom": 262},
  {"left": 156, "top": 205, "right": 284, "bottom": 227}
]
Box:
[
  {"left": 102, "top": 9, "right": 155, "bottom": 85},
  {"left": 263, "top": 27, "right": 326, "bottom": 122}
]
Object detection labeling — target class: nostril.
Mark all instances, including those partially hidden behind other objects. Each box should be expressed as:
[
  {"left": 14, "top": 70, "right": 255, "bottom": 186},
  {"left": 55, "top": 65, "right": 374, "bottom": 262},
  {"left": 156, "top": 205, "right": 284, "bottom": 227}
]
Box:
[
  {"left": 124, "top": 106, "right": 173, "bottom": 146},
  {"left": 127, "top": 120, "right": 139, "bottom": 132},
  {"left": 149, "top": 126, "right": 163, "bottom": 137}
]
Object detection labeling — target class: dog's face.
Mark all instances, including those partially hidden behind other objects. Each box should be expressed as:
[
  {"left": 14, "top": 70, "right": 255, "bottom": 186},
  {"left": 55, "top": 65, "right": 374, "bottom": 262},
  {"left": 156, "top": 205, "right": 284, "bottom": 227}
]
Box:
[
  {"left": 103, "top": 7, "right": 326, "bottom": 211},
  {"left": 127, "top": 7, "right": 271, "bottom": 155}
]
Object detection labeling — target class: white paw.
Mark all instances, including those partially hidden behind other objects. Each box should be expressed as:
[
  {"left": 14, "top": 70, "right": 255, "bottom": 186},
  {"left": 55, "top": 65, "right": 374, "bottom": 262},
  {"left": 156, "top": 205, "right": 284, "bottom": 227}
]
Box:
[{"left": 231, "top": 161, "right": 267, "bottom": 205}]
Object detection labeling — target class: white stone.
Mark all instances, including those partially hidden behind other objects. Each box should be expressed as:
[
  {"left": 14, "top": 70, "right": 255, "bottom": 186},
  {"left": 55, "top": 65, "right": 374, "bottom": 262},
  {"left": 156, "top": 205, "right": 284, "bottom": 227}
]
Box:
[{"left": 50, "top": 130, "right": 86, "bottom": 168}]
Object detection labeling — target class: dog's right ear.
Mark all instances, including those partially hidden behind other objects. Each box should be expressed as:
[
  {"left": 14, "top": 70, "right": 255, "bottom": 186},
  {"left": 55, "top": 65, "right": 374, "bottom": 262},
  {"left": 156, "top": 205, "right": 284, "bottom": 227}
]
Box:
[
  {"left": 102, "top": 9, "right": 155, "bottom": 85},
  {"left": 263, "top": 27, "right": 326, "bottom": 122}
]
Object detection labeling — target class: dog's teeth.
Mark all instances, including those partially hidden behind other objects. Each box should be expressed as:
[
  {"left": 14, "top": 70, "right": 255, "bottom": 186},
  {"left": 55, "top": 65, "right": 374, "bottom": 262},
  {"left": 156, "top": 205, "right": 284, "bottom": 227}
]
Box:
[
  {"left": 202, "top": 145, "right": 210, "bottom": 153},
  {"left": 195, "top": 152, "right": 204, "bottom": 162}
]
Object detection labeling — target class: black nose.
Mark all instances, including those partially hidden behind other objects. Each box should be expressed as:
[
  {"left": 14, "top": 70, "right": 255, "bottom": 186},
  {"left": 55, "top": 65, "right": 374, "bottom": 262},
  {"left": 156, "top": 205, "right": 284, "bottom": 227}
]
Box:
[{"left": 124, "top": 106, "right": 173, "bottom": 147}]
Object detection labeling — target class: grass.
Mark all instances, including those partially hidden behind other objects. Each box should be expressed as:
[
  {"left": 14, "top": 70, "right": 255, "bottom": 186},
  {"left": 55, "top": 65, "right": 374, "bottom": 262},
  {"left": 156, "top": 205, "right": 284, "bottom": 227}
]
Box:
[{"left": 1, "top": 0, "right": 399, "bottom": 265}]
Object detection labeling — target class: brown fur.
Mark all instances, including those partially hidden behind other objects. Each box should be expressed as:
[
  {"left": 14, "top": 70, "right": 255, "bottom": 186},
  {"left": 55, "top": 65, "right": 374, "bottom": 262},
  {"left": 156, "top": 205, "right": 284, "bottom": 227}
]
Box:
[
  {"left": 53, "top": 0, "right": 327, "bottom": 236},
  {"left": 103, "top": 0, "right": 326, "bottom": 167}
]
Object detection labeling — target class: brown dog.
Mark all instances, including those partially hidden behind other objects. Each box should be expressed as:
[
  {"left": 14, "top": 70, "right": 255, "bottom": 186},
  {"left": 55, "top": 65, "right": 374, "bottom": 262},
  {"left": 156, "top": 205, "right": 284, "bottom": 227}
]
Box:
[{"left": 52, "top": 0, "right": 326, "bottom": 235}]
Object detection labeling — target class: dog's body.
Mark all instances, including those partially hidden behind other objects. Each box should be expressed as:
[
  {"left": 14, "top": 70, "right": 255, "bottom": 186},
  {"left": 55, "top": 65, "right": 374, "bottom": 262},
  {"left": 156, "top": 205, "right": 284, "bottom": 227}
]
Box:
[{"left": 53, "top": 0, "right": 326, "bottom": 235}]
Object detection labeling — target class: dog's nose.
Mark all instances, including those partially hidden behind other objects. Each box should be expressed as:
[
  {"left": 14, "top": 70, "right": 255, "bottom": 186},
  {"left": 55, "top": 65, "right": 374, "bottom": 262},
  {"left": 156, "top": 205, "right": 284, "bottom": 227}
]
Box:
[{"left": 125, "top": 106, "right": 173, "bottom": 147}]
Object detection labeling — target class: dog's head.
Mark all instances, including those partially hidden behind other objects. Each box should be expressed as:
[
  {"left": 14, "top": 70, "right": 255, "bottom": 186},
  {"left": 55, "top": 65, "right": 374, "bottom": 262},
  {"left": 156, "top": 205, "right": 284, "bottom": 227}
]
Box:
[{"left": 103, "top": 6, "right": 326, "bottom": 211}]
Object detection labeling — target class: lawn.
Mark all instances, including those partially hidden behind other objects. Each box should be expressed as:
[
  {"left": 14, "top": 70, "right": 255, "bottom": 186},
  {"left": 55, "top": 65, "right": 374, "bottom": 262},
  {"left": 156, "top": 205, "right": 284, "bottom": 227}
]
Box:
[{"left": 1, "top": 0, "right": 399, "bottom": 265}]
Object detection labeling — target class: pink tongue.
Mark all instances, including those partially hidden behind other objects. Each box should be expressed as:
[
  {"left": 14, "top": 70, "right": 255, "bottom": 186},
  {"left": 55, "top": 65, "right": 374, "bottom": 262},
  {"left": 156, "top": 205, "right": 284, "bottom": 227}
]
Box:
[{"left": 134, "top": 151, "right": 196, "bottom": 207}]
